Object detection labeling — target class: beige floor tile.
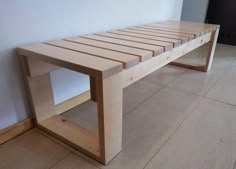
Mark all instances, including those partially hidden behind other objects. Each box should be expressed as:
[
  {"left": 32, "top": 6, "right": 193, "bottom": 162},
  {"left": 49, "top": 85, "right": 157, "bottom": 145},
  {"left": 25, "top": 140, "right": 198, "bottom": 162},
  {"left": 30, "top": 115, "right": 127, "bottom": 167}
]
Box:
[
  {"left": 123, "top": 79, "right": 163, "bottom": 114},
  {"left": 139, "top": 65, "right": 186, "bottom": 86},
  {"left": 206, "top": 64, "right": 236, "bottom": 105},
  {"left": 51, "top": 153, "right": 98, "bottom": 169},
  {"left": 145, "top": 98, "right": 236, "bottom": 169},
  {"left": 0, "top": 128, "right": 70, "bottom": 169},
  {"left": 167, "top": 69, "right": 222, "bottom": 96},
  {"left": 76, "top": 87, "right": 201, "bottom": 169}
]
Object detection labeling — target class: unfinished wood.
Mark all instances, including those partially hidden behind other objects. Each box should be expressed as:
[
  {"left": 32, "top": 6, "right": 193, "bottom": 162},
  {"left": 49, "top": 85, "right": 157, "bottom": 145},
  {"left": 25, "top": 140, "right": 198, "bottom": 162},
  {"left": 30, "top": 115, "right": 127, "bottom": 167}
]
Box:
[
  {"left": 135, "top": 26, "right": 195, "bottom": 40},
  {"left": 65, "top": 37, "right": 152, "bottom": 62},
  {"left": 113, "top": 30, "right": 181, "bottom": 47},
  {"left": 150, "top": 23, "right": 211, "bottom": 34},
  {"left": 138, "top": 25, "right": 197, "bottom": 38},
  {"left": 161, "top": 22, "right": 215, "bottom": 30},
  {"left": 97, "top": 32, "right": 173, "bottom": 51},
  {"left": 18, "top": 43, "right": 122, "bottom": 79},
  {"left": 82, "top": 34, "right": 164, "bottom": 56},
  {"left": 27, "top": 73, "right": 56, "bottom": 122},
  {"left": 143, "top": 25, "right": 203, "bottom": 37},
  {"left": 122, "top": 32, "right": 211, "bottom": 87},
  {"left": 0, "top": 118, "right": 34, "bottom": 144},
  {"left": 55, "top": 91, "right": 91, "bottom": 115},
  {"left": 26, "top": 57, "right": 60, "bottom": 77},
  {"left": 121, "top": 29, "right": 188, "bottom": 44},
  {"left": 128, "top": 27, "right": 190, "bottom": 41},
  {"left": 39, "top": 115, "right": 100, "bottom": 157},
  {"left": 165, "top": 20, "right": 219, "bottom": 30},
  {"left": 205, "top": 28, "right": 220, "bottom": 71},
  {"left": 46, "top": 40, "right": 139, "bottom": 69},
  {"left": 96, "top": 73, "right": 123, "bottom": 164}
]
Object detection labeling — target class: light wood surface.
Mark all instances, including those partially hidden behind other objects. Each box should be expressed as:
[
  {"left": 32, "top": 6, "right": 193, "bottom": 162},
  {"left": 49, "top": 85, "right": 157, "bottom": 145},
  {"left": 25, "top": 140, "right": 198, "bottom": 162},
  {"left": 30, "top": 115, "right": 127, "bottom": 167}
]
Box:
[
  {"left": 18, "top": 44, "right": 123, "bottom": 79},
  {"left": 46, "top": 40, "right": 139, "bottom": 69},
  {"left": 39, "top": 115, "right": 100, "bottom": 157},
  {"left": 82, "top": 34, "right": 164, "bottom": 56},
  {"left": 111, "top": 30, "right": 181, "bottom": 47},
  {"left": 97, "top": 32, "right": 173, "bottom": 51},
  {"left": 65, "top": 37, "right": 153, "bottom": 61},
  {"left": 0, "top": 118, "right": 34, "bottom": 144}
]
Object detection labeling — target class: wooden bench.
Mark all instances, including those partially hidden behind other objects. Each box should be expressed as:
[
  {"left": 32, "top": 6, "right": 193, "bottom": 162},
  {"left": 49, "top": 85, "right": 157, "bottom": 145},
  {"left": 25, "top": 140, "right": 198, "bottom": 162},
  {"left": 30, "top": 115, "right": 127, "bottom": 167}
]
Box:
[{"left": 17, "top": 21, "right": 220, "bottom": 164}]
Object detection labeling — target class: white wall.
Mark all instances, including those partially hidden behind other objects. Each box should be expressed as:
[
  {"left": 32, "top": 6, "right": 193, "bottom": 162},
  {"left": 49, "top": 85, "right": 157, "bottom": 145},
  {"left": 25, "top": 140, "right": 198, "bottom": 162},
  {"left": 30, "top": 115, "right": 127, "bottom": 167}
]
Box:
[
  {"left": 0, "top": 0, "right": 183, "bottom": 130},
  {"left": 181, "top": 0, "right": 209, "bottom": 22}
]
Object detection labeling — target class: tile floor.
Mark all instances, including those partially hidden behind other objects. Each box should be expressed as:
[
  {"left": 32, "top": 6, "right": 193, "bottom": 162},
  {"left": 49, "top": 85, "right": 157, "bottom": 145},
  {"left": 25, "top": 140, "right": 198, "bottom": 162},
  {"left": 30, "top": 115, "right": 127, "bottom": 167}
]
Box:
[{"left": 1, "top": 43, "right": 236, "bottom": 169}]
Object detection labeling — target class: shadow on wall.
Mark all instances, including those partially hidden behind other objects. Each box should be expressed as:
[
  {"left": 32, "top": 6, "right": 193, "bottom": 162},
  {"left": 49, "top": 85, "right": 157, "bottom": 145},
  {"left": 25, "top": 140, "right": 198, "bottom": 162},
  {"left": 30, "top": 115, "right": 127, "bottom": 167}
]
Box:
[{"left": 0, "top": 49, "right": 30, "bottom": 130}]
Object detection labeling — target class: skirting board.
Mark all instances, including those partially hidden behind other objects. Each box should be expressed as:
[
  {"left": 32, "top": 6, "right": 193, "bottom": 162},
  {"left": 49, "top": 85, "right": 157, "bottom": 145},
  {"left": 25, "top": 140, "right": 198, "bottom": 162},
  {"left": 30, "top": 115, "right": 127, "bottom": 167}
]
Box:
[
  {"left": 0, "top": 118, "right": 34, "bottom": 144},
  {"left": 55, "top": 91, "right": 91, "bottom": 115}
]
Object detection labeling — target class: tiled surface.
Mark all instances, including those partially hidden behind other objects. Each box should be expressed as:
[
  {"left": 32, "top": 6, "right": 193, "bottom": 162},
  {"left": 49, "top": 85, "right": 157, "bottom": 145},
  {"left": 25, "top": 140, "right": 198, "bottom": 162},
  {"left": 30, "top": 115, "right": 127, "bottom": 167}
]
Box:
[{"left": 1, "top": 43, "right": 236, "bottom": 169}]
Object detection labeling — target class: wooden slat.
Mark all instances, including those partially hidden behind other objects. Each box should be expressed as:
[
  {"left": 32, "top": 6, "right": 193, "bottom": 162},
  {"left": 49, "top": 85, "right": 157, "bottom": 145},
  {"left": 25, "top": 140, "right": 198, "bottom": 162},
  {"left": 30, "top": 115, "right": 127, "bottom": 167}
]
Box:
[
  {"left": 150, "top": 23, "right": 210, "bottom": 34},
  {"left": 65, "top": 37, "right": 152, "bottom": 62},
  {"left": 113, "top": 30, "right": 181, "bottom": 47},
  {"left": 18, "top": 43, "right": 122, "bottom": 79},
  {"left": 137, "top": 26, "right": 196, "bottom": 39},
  {"left": 97, "top": 32, "right": 173, "bottom": 51},
  {"left": 140, "top": 25, "right": 201, "bottom": 38},
  {"left": 39, "top": 115, "right": 100, "bottom": 157},
  {"left": 82, "top": 34, "right": 164, "bottom": 56},
  {"left": 46, "top": 40, "right": 139, "bottom": 69},
  {"left": 121, "top": 29, "right": 188, "bottom": 44},
  {"left": 129, "top": 27, "right": 191, "bottom": 41},
  {"left": 165, "top": 21, "right": 219, "bottom": 30}
]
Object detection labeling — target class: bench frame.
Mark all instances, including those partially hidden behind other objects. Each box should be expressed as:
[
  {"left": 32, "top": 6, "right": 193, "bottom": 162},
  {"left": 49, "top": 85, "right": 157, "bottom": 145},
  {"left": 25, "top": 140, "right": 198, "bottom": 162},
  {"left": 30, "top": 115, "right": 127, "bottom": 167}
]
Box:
[{"left": 18, "top": 27, "right": 219, "bottom": 164}]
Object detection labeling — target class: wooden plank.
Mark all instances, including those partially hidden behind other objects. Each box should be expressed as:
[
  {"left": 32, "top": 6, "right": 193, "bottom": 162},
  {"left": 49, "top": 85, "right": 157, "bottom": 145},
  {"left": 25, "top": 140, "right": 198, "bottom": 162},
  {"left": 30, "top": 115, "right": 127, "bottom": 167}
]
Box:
[
  {"left": 121, "top": 29, "right": 188, "bottom": 44},
  {"left": 26, "top": 57, "right": 60, "bottom": 77},
  {"left": 90, "top": 76, "right": 97, "bottom": 101},
  {"left": 97, "top": 32, "right": 173, "bottom": 51},
  {"left": 136, "top": 26, "right": 195, "bottom": 39},
  {"left": 122, "top": 32, "right": 211, "bottom": 87},
  {"left": 18, "top": 43, "right": 123, "bottom": 79},
  {"left": 83, "top": 34, "right": 164, "bottom": 56},
  {"left": 165, "top": 20, "right": 219, "bottom": 30},
  {"left": 0, "top": 118, "right": 34, "bottom": 144},
  {"left": 113, "top": 30, "right": 181, "bottom": 47},
  {"left": 28, "top": 73, "right": 56, "bottom": 122},
  {"left": 96, "top": 72, "right": 123, "bottom": 164},
  {"left": 150, "top": 23, "right": 210, "bottom": 34},
  {"left": 205, "top": 28, "right": 220, "bottom": 71},
  {"left": 46, "top": 40, "right": 139, "bottom": 69},
  {"left": 55, "top": 91, "right": 91, "bottom": 115},
  {"left": 39, "top": 115, "right": 100, "bottom": 157},
  {"left": 65, "top": 37, "right": 153, "bottom": 62},
  {"left": 140, "top": 25, "right": 201, "bottom": 38},
  {"left": 128, "top": 27, "right": 191, "bottom": 41}
]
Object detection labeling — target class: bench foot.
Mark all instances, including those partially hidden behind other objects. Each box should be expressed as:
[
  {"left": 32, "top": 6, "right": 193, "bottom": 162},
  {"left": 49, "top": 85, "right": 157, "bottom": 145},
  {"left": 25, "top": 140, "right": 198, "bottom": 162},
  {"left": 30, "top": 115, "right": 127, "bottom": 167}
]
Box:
[
  {"left": 20, "top": 56, "right": 123, "bottom": 165},
  {"left": 169, "top": 28, "right": 219, "bottom": 72}
]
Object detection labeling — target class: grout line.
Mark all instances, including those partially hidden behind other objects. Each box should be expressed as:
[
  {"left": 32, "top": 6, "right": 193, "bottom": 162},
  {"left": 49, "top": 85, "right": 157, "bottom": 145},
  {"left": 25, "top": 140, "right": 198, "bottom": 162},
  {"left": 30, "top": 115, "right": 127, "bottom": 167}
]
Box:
[
  {"left": 48, "top": 152, "right": 72, "bottom": 169},
  {"left": 142, "top": 96, "right": 204, "bottom": 169}
]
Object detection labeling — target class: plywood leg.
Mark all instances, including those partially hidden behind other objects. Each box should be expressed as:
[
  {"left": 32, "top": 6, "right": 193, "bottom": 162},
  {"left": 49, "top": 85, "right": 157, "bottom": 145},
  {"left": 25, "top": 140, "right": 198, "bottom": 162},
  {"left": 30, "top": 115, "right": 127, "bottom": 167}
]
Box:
[
  {"left": 96, "top": 73, "right": 123, "bottom": 164},
  {"left": 204, "top": 28, "right": 220, "bottom": 72},
  {"left": 169, "top": 29, "right": 219, "bottom": 72},
  {"left": 90, "top": 76, "right": 97, "bottom": 101}
]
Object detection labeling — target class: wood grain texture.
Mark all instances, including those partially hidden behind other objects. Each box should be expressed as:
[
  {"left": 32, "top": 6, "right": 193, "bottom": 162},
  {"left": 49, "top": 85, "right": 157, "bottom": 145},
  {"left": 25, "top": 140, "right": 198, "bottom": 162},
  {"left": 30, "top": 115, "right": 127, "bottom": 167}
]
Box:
[
  {"left": 65, "top": 37, "right": 152, "bottom": 61},
  {"left": 46, "top": 40, "right": 139, "bottom": 69},
  {"left": 97, "top": 32, "right": 172, "bottom": 51},
  {"left": 82, "top": 34, "right": 164, "bottom": 56},
  {"left": 18, "top": 44, "right": 123, "bottom": 79}
]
